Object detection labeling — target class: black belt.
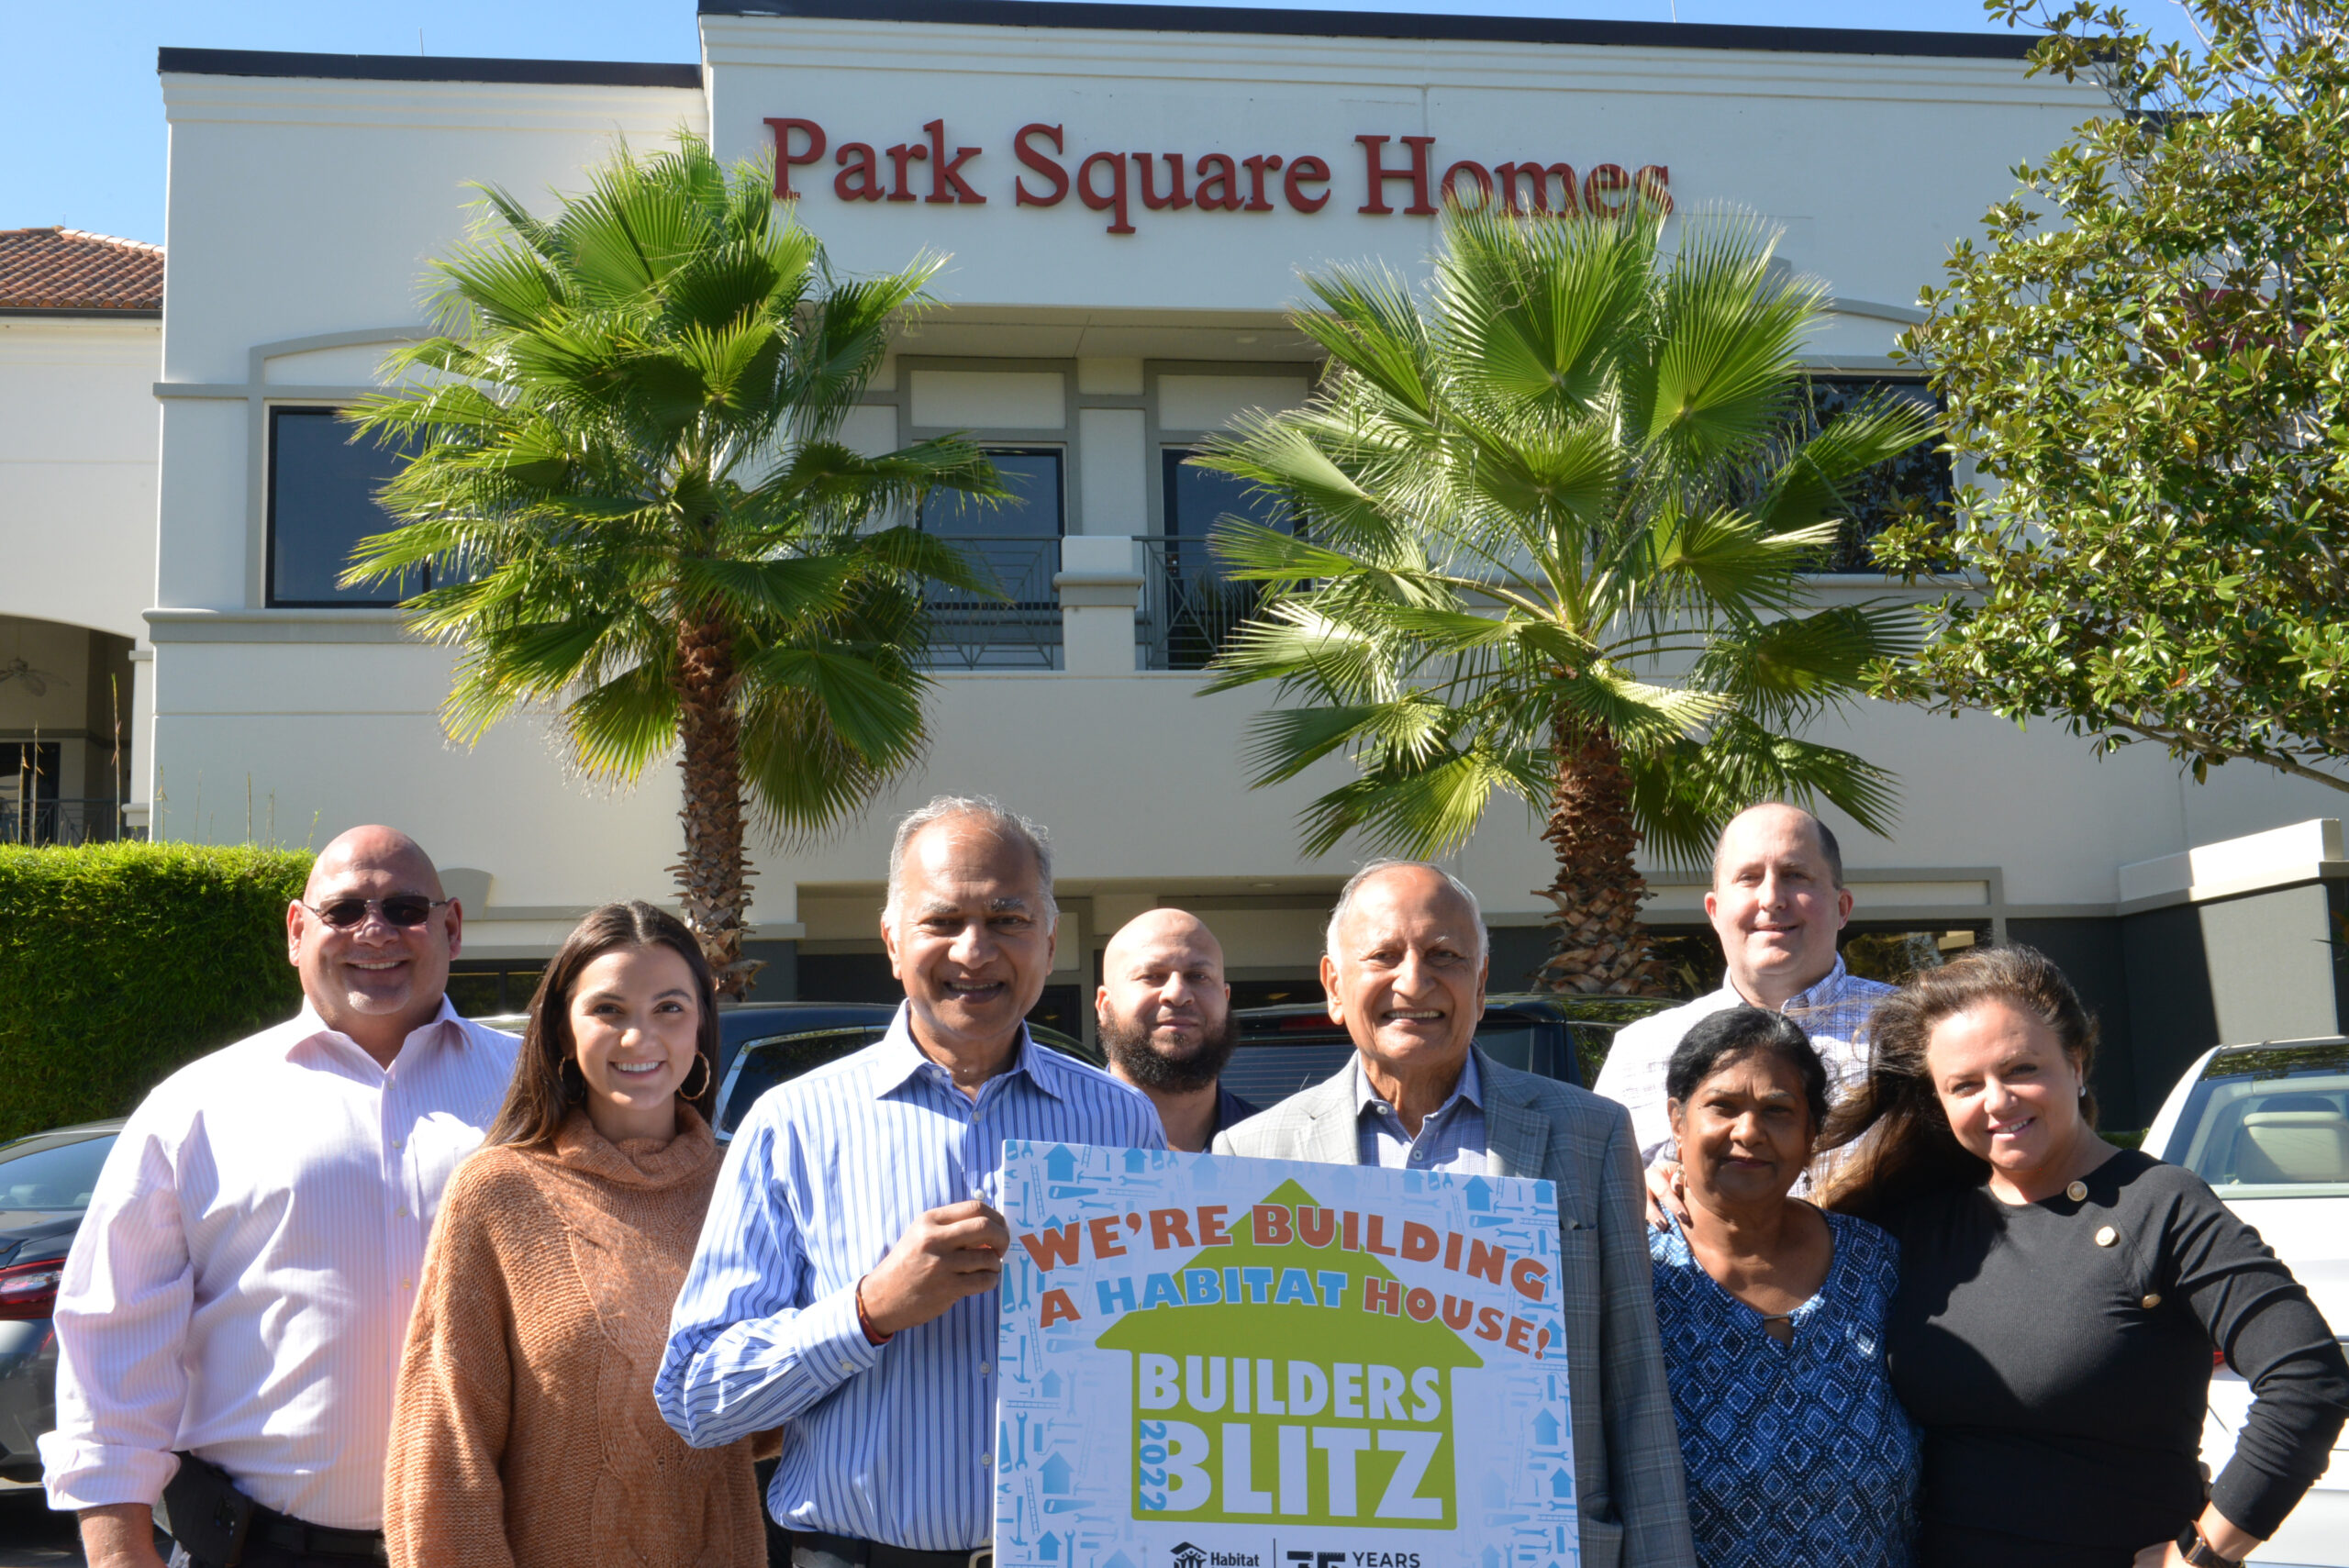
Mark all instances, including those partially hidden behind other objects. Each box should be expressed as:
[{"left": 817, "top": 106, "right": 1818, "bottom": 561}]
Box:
[
  {"left": 251, "top": 1507, "right": 387, "bottom": 1562},
  {"left": 796, "top": 1529, "right": 992, "bottom": 1568}
]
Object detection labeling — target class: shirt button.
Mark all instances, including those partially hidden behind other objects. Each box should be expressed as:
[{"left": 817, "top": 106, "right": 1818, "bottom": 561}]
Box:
[
  {"left": 402, "top": 1278, "right": 413, "bottom": 1291},
  {"left": 2141, "top": 1293, "right": 2163, "bottom": 1309},
  {"left": 396, "top": 1207, "right": 409, "bottom": 1218},
  {"left": 2065, "top": 1180, "right": 2087, "bottom": 1202},
  {"left": 2095, "top": 1226, "right": 2119, "bottom": 1247},
  {"left": 1408, "top": 1147, "right": 1427, "bottom": 1163},
  {"left": 979, "top": 1362, "right": 991, "bottom": 1375}
]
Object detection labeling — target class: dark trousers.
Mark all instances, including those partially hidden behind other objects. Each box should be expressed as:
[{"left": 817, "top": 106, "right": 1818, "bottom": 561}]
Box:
[{"left": 167, "top": 1539, "right": 378, "bottom": 1568}]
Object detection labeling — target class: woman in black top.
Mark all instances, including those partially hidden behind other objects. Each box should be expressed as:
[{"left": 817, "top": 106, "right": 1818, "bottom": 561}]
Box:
[{"left": 1820, "top": 945, "right": 2348, "bottom": 1568}]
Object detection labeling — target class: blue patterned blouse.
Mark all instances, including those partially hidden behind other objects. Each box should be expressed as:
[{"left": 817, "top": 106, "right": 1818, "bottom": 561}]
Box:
[{"left": 1649, "top": 1208, "right": 1921, "bottom": 1568}]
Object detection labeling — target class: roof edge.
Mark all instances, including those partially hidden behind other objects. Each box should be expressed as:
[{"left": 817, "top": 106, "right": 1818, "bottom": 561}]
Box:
[
  {"left": 156, "top": 48, "right": 704, "bottom": 89},
  {"left": 0, "top": 306, "right": 164, "bottom": 321},
  {"left": 697, "top": 0, "right": 2042, "bottom": 60}
]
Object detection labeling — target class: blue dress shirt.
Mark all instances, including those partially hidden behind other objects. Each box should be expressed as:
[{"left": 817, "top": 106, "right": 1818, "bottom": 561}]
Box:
[
  {"left": 656, "top": 1006, "right": 1165, "bottom": 1549},
  {"left": 1352, "top": 1049, "right": 1487, "bottom": 1173}
]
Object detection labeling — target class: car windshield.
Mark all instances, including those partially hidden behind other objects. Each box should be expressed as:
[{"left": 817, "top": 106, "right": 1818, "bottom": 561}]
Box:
[
  {"left": 0, "top": 1132, "right": 117, "bottom": 1211},
  {"left": 2168, "top": 1044, "right": 2349, "bottom": 1198},
  {"left": 718, "top": 1029, "right": 884, "bottom": 1138}
]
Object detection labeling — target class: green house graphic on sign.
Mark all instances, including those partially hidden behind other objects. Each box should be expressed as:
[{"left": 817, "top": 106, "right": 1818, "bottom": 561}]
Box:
[{"left": 1094, "top": 1180, "right": 1483, "bottom": 1529}]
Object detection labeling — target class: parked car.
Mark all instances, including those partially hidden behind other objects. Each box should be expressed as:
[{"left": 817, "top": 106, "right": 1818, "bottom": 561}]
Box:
[
  {"left": 2144, "top": 1036, "right": 2349, "bottom": 1566},
  {"left": 477, "top": 1001, "right": 1103, "bottom": 1143},
  {"left": 1224, "top": 992, "right": 1672, "bottom": 1106},
  {"left": 0, "top": 1118, "right": 124, "bottom": 1482}
]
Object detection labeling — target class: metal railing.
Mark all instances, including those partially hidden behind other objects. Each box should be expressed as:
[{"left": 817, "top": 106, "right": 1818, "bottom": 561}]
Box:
[
  {"left": 1136, "top": 536, "right": 1265, "bottom": 672},
  {"left": 923, "top": 534, "right": 1063, "bottom": 671},
  {"left": 2, "top": 797, "right": 136, "bottom": 847}
]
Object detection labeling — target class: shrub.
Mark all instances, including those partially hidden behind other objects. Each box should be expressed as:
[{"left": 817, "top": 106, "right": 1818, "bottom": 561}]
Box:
[{"left": 0, "top": 841, "right": 313, "bottom": 1143}]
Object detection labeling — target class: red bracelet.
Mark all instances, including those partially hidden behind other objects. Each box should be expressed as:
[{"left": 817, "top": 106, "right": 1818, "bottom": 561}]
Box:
[{"left": 854, "top": 1275, "right": 892, "bottom": 1346}]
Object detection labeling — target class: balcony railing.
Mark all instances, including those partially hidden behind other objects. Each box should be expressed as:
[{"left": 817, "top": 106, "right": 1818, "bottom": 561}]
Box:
[
  {"left": 1136, "top": 536, "right": 1266, "bottom": 672},
  {"left": 2, "top": 797, "right": 137, "bottom": 847},
  {"left": 924, "top": 534, "right": 1063, "bottom": 671}
]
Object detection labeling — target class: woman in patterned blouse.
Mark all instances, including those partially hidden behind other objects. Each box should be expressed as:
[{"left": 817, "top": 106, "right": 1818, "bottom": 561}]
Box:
[{"left": 1646, "top": 1005, "right": 1920, "bottom": 1568}]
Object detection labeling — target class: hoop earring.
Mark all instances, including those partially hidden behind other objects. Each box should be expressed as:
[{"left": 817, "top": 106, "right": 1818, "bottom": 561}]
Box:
[
  {"left": 678, "top": 1053, "right": 713, "bottom": 1101},
  {"left": 559, "top": 1058, "right": 587, "bottom": 1101}
]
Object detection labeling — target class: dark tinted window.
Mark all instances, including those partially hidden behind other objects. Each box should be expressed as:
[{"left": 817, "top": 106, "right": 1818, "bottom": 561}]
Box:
[
  {"left": 0, "top": 1133, "right": 118, "bottom": 1210},
  {"left": 1798, "top": 376, "right": 1952, "bottom": 574},
  {"left": 718, "top": 1029, "right": 884, "bottom": 1138},
  {"left": 268, "top": 407, "right": 426, "bottom": 606}
]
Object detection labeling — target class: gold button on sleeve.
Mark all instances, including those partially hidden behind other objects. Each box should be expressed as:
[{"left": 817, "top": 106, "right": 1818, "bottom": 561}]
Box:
[
  {"left": 2065, "top": 1180, "right": 2087, "bottom": 1202},
  {"left": 2141, "top": 1293, "right": 2163, "bottom": 1309},
  {"left": 2095, "top": 1225, "right": 2119, "bottom": 1247}
]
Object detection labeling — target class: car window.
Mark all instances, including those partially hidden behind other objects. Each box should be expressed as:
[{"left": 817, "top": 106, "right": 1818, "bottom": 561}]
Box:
[
  {"left": 0, "top": 1133, "right": 118, "bottom": 1210},
  {"left": 1224, "top": 1039, "right": 1362, "bottom": 1106},
  {"left": 2169, "top": 1065, "right": 2349, "bottom": 1197},
  {"left": 718, "top": 1029, "right": 885, "bottom": 1139}
]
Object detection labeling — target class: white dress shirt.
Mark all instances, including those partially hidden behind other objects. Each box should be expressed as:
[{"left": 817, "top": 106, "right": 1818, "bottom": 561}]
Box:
[
  {"left": 39, "top": 998, "right": 517, "bottom": 1529},
  {"left": 1592, "top": 956, "right": 1894, "bottom": 1175}
]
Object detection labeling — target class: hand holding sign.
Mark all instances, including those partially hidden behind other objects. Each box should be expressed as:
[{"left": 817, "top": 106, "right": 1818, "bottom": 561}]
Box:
[{"left": 863, "top": 1198, "right": 1011, "bottom": 1336}]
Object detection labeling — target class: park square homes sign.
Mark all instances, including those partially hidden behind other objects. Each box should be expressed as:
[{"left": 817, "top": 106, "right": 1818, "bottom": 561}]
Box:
[{"left": 765, "top": 117, "right": 1671, "bottom": 235}]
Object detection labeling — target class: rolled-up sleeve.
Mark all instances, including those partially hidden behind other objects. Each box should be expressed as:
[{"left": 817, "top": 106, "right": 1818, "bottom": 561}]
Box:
[
  {"left": 39, "top": 1120, "right": 193, "bottom": 1511},
  {"left": 656, "top": 1106, "right": 883, "bottom": 1450}
]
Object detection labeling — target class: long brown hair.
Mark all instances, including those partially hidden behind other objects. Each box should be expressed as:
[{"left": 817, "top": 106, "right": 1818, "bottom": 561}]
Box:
[
  {"left": 484, "top": 901, "right": 721, "bottom": 1150},
  {"left": 1817, "top": 943, "right": 2099, "bottom": 1222}
]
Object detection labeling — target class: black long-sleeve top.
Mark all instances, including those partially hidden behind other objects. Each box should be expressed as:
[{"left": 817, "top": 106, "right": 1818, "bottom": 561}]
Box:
[{"left": 1879, "top": 1150, "right": 2349, "bottom": 1567}]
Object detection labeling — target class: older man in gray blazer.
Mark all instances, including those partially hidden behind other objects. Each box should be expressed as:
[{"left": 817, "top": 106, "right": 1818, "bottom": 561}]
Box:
[{"left": 1213, "top": 860, "right": 1695, "bottom": 1568}]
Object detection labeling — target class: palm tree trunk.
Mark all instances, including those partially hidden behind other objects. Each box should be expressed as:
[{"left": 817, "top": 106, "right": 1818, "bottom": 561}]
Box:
[
  {"left": 673, "top": 614, "right": 761, "bottom": 997},
  {"left": 1532, "top": 718, "right": 1667, "bottom": 996}
]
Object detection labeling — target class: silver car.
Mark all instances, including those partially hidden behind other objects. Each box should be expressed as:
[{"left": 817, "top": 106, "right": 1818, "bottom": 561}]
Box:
[
  {"left": 0, "top": 1119, "right": 123, "bottom": 1482},
  {"left": 2145, "top": 1037, "right": 2349, "bottom": 1566}
]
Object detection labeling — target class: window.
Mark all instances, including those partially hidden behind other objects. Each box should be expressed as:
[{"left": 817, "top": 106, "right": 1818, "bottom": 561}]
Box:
[
  {"left": 1148, "top": 450, "right": 1294, "bottom": 670},
  {"left": 918, "top": 448, "right": 1064, "bottom": 667},
  {"left": 267, "top": 407, "right": 427, "bottom": 606},
  {"left": 1798, "top": 377, "right": 1954, "bottom": 574}
]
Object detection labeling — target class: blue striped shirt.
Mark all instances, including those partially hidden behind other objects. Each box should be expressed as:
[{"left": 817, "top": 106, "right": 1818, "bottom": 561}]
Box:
[{"left": 656, "top": 1005, "right": 1165, "bottom": 1548}]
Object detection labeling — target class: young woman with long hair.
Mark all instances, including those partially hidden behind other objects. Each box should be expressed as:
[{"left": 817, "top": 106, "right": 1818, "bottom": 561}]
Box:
[
  {"left": 383, "top": 901, "right": 771, "bottom": 1567},
  {"left": 1820, "top": 945, "right": 2347, "bottom": 1568}
]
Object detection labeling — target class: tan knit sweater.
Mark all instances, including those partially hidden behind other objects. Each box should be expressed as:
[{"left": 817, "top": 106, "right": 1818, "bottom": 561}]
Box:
[{"left": 384, "top": 1106, "right": 769, "bottom": 1568}]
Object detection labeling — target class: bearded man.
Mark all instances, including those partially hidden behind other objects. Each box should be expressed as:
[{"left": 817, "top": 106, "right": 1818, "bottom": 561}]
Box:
[{"left": 1095, "top": 908, "right": 1256, "bottom": 1151}]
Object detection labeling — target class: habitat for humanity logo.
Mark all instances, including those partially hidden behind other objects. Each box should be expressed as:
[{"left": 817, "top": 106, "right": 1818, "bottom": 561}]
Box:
[{"left": 1089, "top": 1179, "right": 1506, "bottom": 1528}]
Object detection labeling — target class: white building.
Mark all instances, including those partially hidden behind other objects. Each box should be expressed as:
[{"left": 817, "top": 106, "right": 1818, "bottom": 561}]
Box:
[{"left": 42, "top": 2, "right": 2349, "bottom": 1122}]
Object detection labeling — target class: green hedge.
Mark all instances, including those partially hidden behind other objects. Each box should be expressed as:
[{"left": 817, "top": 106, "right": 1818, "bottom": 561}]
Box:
[{"left": 0, "top": 841, "right": 314, "bottom": 1144}]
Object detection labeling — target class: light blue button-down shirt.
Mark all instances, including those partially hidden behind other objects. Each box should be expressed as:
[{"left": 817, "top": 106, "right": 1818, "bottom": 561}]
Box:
[
  {"left": 656, "top": 1005, "right": 1165, "bottom": 1549},
  {"left": 1352, "top": 1049, "right": 1487, "bottom": 1174}
]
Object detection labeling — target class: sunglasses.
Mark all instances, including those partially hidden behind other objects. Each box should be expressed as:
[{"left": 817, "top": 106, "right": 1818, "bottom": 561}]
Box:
[{"left": 302, "top": 895, "right": 451, "bottom": 929}]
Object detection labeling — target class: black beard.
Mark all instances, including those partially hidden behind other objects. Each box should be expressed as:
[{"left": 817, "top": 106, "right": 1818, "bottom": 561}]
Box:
[{"left": 1101, "top": 1012, "right": 1238, "bottom": 1095}]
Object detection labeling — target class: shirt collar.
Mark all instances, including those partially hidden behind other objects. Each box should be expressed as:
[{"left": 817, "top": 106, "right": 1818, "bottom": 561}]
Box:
[
  {"left": 287, "top": 994, "right": 467, "bottom": 1064},
  {"left": 872, "top": 1000, "right": 1065, "bottom": 1102},
  {"left": 1349, "top": 1047, "right": 1482, "bottom": 1122},
  {"left": 1722, "top": 953, "right": 1852, "bottom": 1014}
]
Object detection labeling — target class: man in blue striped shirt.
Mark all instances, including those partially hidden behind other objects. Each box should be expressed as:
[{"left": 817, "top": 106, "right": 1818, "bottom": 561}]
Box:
[{"left": 657, "top": 795, "right": 1164, "bottom": 1563}]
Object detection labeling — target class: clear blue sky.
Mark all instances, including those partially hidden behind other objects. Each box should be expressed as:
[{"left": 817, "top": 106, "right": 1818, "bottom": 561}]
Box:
[{"left": 5, "top": 0, "right": 2196, "bottom": 246}]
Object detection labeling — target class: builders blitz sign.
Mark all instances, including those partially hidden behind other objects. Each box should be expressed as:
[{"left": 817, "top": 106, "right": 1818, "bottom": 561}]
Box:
[
  {"left": 766, "top": 118, "right": 1669, "bottom": 235},
  {"left": 994, "top": 1141, "right": 1579, "bottom": 1568}
]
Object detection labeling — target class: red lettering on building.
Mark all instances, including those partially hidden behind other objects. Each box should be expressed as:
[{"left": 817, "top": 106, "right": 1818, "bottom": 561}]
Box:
[
  {"left": 1283, "top": 154, "right": 1330, "bottom": 213},
  {"left": 765, "top": 117, "right": 827, "bottom": 200},
  {"left": 1077, "top": 150, "right": 1132, "bottom": 233},
  {"left": 1583, "top": 162, "right": 1633, "bottom": 217},
  {"left": 923, "top": 119, "right": 985, "bottom": 204},
  {"left": 1356, "top": 134, "right": 1436, "bottom": 216},
  {"left": 834, "top": 142, "right": 883, "bottom": 203},
  {"left": 1014, "top": 124, "right": 1069, "bottom": 206}
]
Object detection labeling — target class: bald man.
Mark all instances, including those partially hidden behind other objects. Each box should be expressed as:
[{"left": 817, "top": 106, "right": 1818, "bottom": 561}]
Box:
[
  {"left": 44, "top": 828, "right": 518, "bottom": 1568},
  {"left": 1097, "top": 908, "right": 1257, "bottom": 1151},
  {"left": 1594, "top": 803, "right": 1893, "bottom": 1185}
]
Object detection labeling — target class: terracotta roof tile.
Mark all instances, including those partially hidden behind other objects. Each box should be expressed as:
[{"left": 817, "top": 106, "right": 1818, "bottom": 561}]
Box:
[{"left": 0, "top": 227, "right": 164, "bottom": 312}]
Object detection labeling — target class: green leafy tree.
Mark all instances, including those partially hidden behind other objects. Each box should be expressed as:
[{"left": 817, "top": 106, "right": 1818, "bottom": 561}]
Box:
[
  {"left": 1197, "top": 208, "right": 1934, "bottom": 995},
  {"left": 347, "top": 135, "right": 999, "bottom": 991},
  {"left": 1874, "top": 1, "right": 2349, "bottom": 795}
]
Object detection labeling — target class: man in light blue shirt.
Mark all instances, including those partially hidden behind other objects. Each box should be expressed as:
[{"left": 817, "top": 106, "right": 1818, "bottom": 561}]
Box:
[{"left": 657, "top": 795, "right": 1163, "bottom": 1562}]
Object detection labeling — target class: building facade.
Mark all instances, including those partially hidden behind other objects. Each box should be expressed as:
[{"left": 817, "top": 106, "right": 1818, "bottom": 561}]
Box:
[{"left": 106, "top": 2, "right": 2349, "bottom": 1121}]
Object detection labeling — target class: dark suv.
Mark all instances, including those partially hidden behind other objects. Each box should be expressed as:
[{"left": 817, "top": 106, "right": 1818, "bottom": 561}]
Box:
[{"left": 1224, "top": 992, "right": 1669, "bottom": 1106}]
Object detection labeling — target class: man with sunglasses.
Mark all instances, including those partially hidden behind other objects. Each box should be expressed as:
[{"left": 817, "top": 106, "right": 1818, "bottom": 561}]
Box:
[{"left": 42, "top": 826, "right": 519, "bottom": 1568}]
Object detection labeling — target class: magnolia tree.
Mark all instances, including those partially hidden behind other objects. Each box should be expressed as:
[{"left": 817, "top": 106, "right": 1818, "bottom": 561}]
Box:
[{"left": 1874, "top": 1, "right": 2349, "bottom": 793}]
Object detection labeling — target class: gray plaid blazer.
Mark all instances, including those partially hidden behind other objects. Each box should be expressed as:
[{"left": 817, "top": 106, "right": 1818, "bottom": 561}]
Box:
[{"left": 1211, "top": 1049, "right": 1698, "bottom": 1568}]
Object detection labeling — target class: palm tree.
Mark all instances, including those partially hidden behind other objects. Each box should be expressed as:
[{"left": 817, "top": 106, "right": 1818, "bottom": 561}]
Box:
[
  {"left": 345, "top": 135, "right": 1000, "bottom": 993},
  {"left": 1196, "top": 207, "right": 1935, "bottom": 995}
]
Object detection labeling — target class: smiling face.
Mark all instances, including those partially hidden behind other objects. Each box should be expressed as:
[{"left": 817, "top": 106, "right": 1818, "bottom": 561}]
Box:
[
  {"left": 286, "top": 826, "right": 460, "bottom": 1058},
  {"left": 1669, "top": 1050, "right": 1818, "bottom": 1211},
  {"left": 1322, "top": 865, "right": 1488, "bottom": 1098},
  {"left": 567, "top": 943, "right": 702, "bottom": 1143},
  {"left": 883, "top": 813, "right": 1057, "bottom": 1072},
  {"left": 1706, "top": 806, "right": 1854, "bottom": 1005},
  {"left": 1924, "top": 996, "right": 2093, "bottom": 1195},
  {"left": 1097, "top": 910, "right": 1234, "bottom": 1095}
]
